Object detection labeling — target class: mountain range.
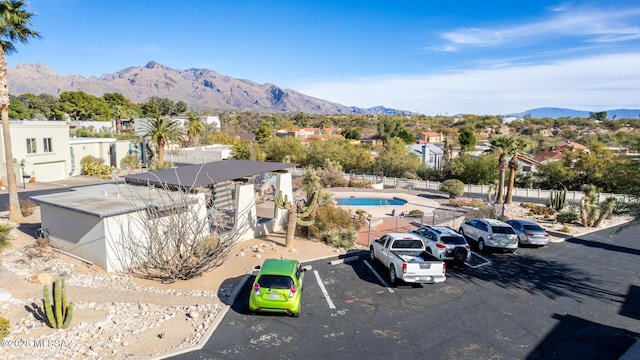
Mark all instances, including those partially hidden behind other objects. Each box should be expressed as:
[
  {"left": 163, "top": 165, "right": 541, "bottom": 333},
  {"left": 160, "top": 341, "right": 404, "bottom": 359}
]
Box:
[
  {"left": 7, "top": 61, "right": 639, "bottom": 119},
  {"left": 7, "top": 61, "right": 411, "bottom": 115}
]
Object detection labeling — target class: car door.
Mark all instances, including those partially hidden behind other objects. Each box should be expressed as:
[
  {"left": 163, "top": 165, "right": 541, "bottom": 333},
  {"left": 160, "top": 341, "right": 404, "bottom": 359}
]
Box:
[{"left": 467, "top": 220, "right": 480, "bottom": 240}]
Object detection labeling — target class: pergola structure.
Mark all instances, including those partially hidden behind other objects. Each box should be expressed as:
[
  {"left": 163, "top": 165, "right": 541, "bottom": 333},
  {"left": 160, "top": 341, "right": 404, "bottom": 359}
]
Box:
[{"left": 124, "top": 159, "right": 297, "bottom": 241}]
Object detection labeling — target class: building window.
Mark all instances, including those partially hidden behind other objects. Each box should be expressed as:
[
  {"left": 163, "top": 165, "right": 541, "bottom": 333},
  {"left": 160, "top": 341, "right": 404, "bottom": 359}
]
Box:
[
  {"left": 43, "top": 138, "right": 52, "bottom": 153},
  {"left": 27, "top": 138, "right": 36, "bottom": 154}
]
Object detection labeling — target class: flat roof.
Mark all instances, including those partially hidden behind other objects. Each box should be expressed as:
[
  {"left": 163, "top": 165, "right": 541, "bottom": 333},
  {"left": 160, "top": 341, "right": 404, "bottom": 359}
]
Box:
[
  {"left": 32, "top": 184, "right": 199, "bottom": 218},
  {"left": 123, "top": 159, "right": 296, "bottom": 188}
]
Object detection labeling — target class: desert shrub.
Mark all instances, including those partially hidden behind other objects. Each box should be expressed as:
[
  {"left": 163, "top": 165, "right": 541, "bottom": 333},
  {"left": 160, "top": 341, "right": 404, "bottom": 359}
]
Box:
[
  {"left": 520, "top": 202, "right": 556, "bottom": 216},
  {"left": 440, "top": 179, "right": 464, "bottom": 198},
  {"left": 612, "top": 200, "right": 630, "bottom": 215},
  {"left": 316, "top": 166, "right": 348, "bottom": 188},
  {"left": 463, "top": 206, "right": 498, "bottom": 221},
  {"left": 150, "top": 161, "right": 173, "bottom": 170},
  {"left": 449, "top": 198, "right": 485, "bottom": 208},
  {"left": 20, "top": 199, "right": 37, "bottom": 216},
  {"left": 559, "top": 226, "right": 571, "bottom": 233},
  {"left": 354, "top": 209, "right": 371, "bottom": 220},
  {"left": 80, "top": 155, "right": 113, "bottom": 178},
  {"left": 308, "top": 205, "right": 366, "bottom": 249},
  {"left": 556, "top": 210, "right": 579, "bottom": 224},
  {"left": 408, "top": 209, "right": 424, "bottom": 216},
  {"left": 0, "top": 317, "right": 9, "bottom": 340},
  {"left": 348, "top": 179, "right": 372, "bottom": 188},
  {"left": 120, "top": 154, "right": 141, "bottom": 170}
]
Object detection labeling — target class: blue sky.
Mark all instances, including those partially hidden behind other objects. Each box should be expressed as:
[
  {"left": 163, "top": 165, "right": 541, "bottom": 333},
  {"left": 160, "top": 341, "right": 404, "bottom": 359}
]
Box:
[{"left": 7, "top": 0, "right": 640, "bottom": 115}]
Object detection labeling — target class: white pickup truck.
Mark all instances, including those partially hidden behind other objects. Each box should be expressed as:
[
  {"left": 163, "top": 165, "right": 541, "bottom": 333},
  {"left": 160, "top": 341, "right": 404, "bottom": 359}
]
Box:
[{"left": 369, "top": 233, "right": 446, "bottom": 285}]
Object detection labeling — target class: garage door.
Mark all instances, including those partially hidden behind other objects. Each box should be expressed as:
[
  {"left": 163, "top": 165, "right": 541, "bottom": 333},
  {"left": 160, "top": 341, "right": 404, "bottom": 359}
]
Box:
[{"left": 33, "top": 161, "right": 67, "bottom": 182}]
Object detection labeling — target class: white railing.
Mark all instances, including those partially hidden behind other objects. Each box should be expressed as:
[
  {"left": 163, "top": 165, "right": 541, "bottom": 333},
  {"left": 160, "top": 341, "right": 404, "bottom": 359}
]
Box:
[{"left": 289, "top": 167, "right": 634, "bottom": 202}]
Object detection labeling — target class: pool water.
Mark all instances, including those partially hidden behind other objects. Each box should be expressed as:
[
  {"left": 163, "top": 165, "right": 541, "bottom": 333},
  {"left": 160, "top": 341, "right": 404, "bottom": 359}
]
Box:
[{"left": 334, "top": 197, "right": 407, "bottom": 206}]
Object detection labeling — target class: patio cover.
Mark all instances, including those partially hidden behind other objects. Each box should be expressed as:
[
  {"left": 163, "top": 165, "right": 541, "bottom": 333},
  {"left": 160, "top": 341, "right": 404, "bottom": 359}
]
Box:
[{"left": 123, "top": 159, "right": 295, "bottom": 189}]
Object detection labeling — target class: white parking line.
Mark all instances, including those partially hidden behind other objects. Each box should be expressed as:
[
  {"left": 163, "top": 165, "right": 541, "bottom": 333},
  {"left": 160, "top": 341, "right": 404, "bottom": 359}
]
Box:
[
  {"left": 363, "top": 260, "right": 395, "bottom": 293},
  {"left": 313, "top": 270, "right": 336, "bottom": 309},
  {"left": 466, "top": 251, "right": 492, "bottom": 269}
]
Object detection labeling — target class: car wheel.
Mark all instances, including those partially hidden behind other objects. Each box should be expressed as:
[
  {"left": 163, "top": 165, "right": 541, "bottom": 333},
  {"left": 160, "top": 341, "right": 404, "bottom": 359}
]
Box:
[
  {"left": 453, "top": 247, "right": 468, "bottom": 262},
  {"left": 369, "top": 247, "right": 376, "bottom": 262},
  {"left": 389, "top": 265, "right": 397, "bottom": 285},
  {"left": 478, "top": 239, "right": 485, "bottom": 252}
]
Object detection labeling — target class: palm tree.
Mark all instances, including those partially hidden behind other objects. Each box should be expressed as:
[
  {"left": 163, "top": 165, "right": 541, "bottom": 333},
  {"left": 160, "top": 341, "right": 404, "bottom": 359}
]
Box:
[
  {"left": 0, "top": 218, "right": 16, "bottom": 262},
  {"left": 143, "top": 117, "right": 182, "bottom": 166},
  {"left": 185, "top": 113, "right": 204, "bottom": 146},
  {"left": 488, "top": 135, "right": 515, "bottom": 204},
  {"left": 0, "top": 0, "right": 40, "bottom": 223},
  {"left": 505, "top": 138, "right": 528, "bottom": 204}
]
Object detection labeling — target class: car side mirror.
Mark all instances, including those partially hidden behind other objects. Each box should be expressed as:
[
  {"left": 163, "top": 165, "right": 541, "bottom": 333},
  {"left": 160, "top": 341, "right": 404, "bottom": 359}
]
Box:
[{"left": 254, "top": 265, "right": 261, "bottom": 270}]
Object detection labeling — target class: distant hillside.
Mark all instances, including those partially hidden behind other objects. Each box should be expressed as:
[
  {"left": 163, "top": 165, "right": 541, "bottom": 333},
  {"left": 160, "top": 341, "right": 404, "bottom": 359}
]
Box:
[
  {"left": 509, "top": 107, "right": 640, "bottom": 120},
  {"left": 7, "top": 61, "right": 411, "bottom": 115}
]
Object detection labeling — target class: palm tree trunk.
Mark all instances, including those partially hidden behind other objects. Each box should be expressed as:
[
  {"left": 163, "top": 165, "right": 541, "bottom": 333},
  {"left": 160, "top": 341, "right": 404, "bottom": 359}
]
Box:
[
  {"left": 0, "top": 48, "right": 25, "bottom": 223},
  {"left": 496, "top": 155, "right": 506, "bottom": 204},
  {"left": 505, "top": 155, "right": 518, "bottom": 204},
  {"left": 158, "top": 138, "right": 165, "bottom": 165}
]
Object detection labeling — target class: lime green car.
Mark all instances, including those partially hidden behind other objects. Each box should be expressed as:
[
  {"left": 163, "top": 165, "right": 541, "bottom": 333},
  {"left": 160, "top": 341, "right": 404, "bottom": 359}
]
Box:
[{"left": 249, "top": 258, "right": 305, "bottom": 317}]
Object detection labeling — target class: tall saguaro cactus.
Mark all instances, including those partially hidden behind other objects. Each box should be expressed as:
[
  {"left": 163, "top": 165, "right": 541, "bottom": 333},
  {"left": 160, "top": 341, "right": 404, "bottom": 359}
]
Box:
[
  {"left": 42, "top": 278, "right": 73, "bottom": 329},
  {"left": 275, "top": 190, "right": 318, "bottom": 248},
  {"left": 549, "top": 188, "right": 567, "bottom": 212}
]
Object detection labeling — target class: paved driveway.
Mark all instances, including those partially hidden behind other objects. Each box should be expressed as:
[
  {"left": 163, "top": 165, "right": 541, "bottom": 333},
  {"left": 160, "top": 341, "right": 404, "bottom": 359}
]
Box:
[{"left": 171, "top": 224, "right": 640, "bottom": 359}]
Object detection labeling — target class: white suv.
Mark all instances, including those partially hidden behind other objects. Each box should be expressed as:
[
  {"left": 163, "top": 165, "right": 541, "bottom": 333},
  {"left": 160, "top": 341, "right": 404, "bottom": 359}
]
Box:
[
  {"left": 459, "top": 218, "right": 518, "bottom": 252},
  {"left": 411, "top": 226, "right": 471, "bottom": 264}
]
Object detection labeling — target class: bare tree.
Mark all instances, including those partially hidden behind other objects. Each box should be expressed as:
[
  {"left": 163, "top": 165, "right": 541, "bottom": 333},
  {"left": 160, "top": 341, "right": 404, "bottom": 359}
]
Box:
[{"left": 108, "top": 170, "right": 241, "bottom": 283}]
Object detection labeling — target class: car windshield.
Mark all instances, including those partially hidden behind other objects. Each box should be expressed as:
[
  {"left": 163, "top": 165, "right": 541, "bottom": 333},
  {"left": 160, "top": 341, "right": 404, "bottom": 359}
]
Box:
[
  {"left": 257, "top": 275, "right": 294, "bottom": 289},
  {"left": 492, "top": 226, "right": 516, "bottom": 234},
  {"left": 522, "top": 224, "right": 544, "bottom": 231},
  {"left": 441, "top": 236, "right": 466, "bottom": 245}
]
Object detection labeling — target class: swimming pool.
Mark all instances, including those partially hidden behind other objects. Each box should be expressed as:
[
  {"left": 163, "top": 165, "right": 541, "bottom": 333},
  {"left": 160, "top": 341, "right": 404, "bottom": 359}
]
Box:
[{"left": 334, "top": 197, "right": 408, "bottom": 206}]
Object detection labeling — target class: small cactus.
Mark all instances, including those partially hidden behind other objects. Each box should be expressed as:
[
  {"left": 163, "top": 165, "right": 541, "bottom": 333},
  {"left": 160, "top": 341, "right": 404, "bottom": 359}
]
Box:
[
  {"left": 549, "top": 188, "right": 566, "bottom": 212},
  {"left": 42, "top": 278, "right": 73, "bottom": 329}
]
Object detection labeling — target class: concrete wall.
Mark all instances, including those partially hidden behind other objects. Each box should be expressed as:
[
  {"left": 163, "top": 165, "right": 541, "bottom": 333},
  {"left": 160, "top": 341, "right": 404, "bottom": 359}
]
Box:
[
  {"left": 69, "top": 138, "right": 115, "bottom": 176},
  {"left": 40, "top": 204, "right": 107, "bottom": 269}
]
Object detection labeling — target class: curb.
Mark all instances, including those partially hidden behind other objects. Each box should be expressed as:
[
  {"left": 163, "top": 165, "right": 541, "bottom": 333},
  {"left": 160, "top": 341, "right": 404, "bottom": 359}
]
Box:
[
  {"left": 150, "top": 253, "right": 340, "bottom": 359},
  {"left": 151, "top": 272, "right": 253, "bottom": 360},
  {"left": 547, "top": 219, "right": 634, "bottom": 243}
]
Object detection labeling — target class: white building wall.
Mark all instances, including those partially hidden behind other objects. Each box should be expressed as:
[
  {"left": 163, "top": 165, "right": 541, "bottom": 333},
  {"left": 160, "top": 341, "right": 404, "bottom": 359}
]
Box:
[
  {"left": 39, "top": 204, "right": 107, "bottom": 268},
  {"left": 69, "top": 138, "right": 115, "bottom": 176},
  {"left": 0, "top": 121, "right": 70, "bottom": 183}
]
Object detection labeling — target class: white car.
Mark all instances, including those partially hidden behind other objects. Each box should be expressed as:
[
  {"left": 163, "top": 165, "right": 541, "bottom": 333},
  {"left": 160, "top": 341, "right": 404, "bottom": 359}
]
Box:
[
  {"left": 410, "top": 226, "right": 471, "bottom": 264},
  {"left": 459, "top": 218, "right": 518, "bottom": 252}
]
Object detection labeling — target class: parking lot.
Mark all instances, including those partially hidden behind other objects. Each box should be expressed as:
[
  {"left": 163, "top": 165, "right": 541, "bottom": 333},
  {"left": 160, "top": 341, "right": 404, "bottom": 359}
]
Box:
[{"left": 173, "top": 224, "right": 640, "bottom": 360}]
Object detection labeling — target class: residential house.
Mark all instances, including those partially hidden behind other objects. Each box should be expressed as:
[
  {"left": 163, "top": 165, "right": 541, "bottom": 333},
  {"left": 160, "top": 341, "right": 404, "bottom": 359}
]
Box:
[
  {"left": 533, "top": 141, "right": 589, "bottom": 163},
  {"left": 0, "top": 121, "right": 70, "bottom": 183},
  {"left": 407, "top": 143, "right": 443, "bottom": 169},
  {"left": 416, "top": 131, "right": 444, "bottom": 144}
]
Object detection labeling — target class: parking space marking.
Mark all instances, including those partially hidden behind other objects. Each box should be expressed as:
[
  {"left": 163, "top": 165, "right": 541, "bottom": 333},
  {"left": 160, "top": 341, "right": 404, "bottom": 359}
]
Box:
[
  {"left": 363, "top": 260, "right": 395, "bottom": 293},
  {"left": 313, "top": 270, "right": 336, "bottom": 309},
  {"left": 466, "top": 251, "right": 492, "bottom": 268}
]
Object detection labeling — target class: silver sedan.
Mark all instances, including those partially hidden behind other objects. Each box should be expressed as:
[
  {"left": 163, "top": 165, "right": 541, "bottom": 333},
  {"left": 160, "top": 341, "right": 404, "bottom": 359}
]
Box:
[{"left": 506, "top": 219, "right": 549, "bottom": 247}]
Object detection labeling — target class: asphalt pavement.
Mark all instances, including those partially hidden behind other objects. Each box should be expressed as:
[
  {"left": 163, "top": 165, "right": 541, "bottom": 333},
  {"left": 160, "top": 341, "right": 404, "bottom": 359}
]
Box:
[{"left": 167, "top": 223, "right": 640, "bottom": 360}]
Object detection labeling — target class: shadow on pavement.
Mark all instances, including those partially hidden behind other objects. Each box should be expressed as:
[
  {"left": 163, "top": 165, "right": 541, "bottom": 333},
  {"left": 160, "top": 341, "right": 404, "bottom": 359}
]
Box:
[
  {"left": 526, "top": 313, "right": 638, "bottom": 360},
  {"left": 448, "top": 254, "right": 625, "bottom": 303},
  {"left": 620, "top": 285, "right": 640, "bottom": 321},
  {"left": 566, "top": 236, "right": 640, "bottom": 256}
]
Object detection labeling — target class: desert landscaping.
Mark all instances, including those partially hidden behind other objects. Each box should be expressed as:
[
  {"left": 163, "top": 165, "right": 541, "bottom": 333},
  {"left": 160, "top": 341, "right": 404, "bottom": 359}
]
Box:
[{"left": 0, "top": 199, "right": 632, "bottom": 360}]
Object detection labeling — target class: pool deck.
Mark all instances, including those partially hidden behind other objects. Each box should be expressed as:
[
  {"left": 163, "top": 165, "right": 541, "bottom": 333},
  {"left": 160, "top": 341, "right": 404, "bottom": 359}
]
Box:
[{"left": 329, "top": 190, "right": 439, "bottom": 219}]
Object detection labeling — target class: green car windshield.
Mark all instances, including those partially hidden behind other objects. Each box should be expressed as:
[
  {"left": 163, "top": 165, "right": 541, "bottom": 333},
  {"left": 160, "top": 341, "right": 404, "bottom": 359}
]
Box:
[{"left": 258, "top": 275, "right": 294, "bottom": 289}]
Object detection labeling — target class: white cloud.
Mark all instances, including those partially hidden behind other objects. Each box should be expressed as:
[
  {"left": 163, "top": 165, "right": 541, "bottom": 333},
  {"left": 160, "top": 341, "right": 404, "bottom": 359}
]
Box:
[
  {"left": 293, "top": 53, "right": 640, "bottom": 115},
  {"left": 438, "top": 5, "right": 640, "bottom": 49}
]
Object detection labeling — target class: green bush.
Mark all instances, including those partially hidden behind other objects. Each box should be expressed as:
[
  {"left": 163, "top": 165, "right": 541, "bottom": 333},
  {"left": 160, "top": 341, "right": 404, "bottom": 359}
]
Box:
[
  {"left": 556, "top": 210, "right": 579, "bottom": 224},
  {"left": 408, "top": 209, "right": 424, "bottom": 216},
  {"left": 80, "top": 156, "right": 113, "bottom": 178},
  {"left": 440, "top": 179, "right": 464, "bottom": 198},
  {"left": 150, "top": 161, "right": 173, "bottom": 170},
  {"left": 308, "top": 205, "right": 365, "bottom": 249},
  {"left": 559, "top": 226, "right": 571, "bottom": 233},
  {"left": 0, "top": 317, "right": 9, "bottom": 340},
  {"left": 20, "top": 199, "right": 37, "bottom": 216},
  {"left": 120, "top": 154, "right": 141, "bottom": 170}
]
